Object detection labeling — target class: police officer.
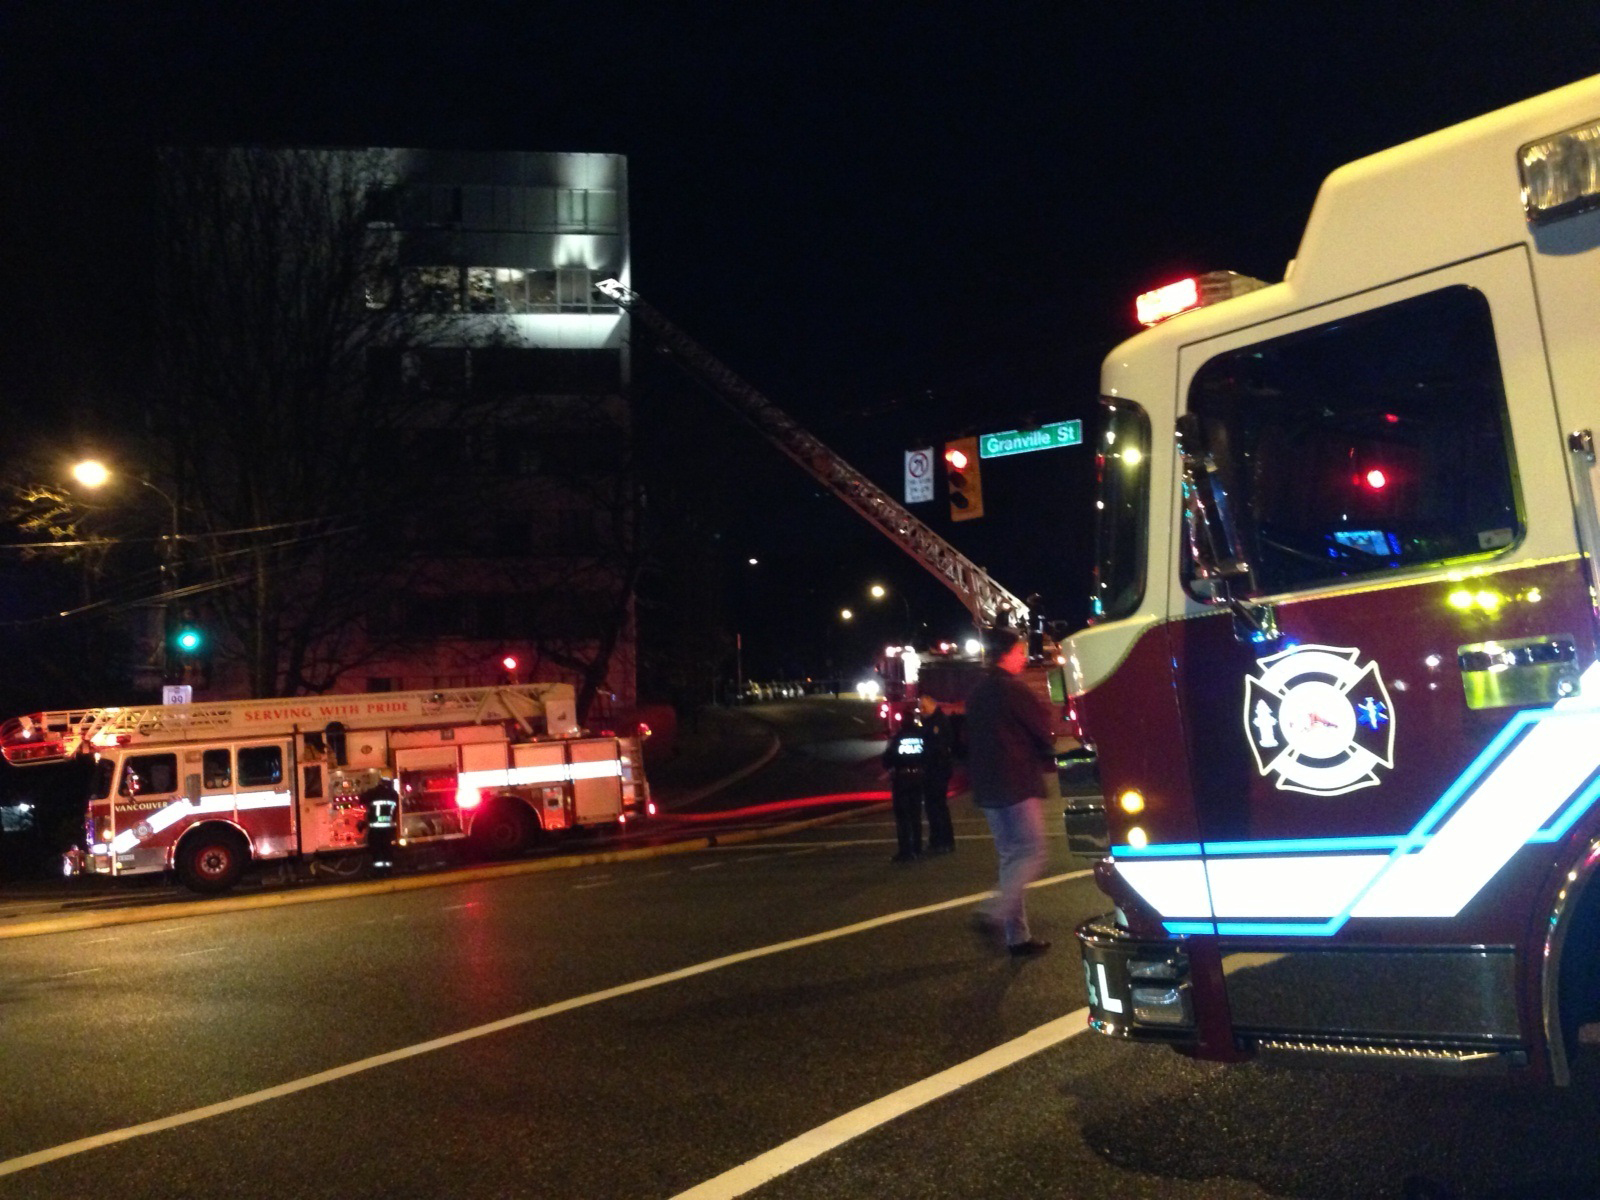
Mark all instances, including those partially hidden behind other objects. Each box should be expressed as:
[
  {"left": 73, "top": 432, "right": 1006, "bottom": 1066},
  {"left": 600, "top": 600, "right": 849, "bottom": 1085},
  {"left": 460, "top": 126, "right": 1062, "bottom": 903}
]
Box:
[
  {"left": 885, "top": 696, "right": 955, "bottom": 863},
  {"left": 883, "top": 710, "right": 927, "bottom": 863},
  {"left": 362, "top": 775, "right": 400, "bottom": 872},
  {"left": 917, "top": 695, "right": 956, "bottom": 854}
]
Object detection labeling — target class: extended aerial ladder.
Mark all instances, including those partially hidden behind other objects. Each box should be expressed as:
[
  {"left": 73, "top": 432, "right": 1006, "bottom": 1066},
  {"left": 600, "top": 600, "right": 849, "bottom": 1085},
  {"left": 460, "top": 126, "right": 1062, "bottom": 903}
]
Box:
[{"left": 596, "top": 279, "right": 1029, "bottom": 629}]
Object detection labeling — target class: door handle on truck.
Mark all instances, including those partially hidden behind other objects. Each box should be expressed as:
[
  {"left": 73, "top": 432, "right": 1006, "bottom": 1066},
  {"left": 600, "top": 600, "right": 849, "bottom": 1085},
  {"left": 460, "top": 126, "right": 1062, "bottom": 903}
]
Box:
[{"left": 1457, "top": 635, "right": 1580, "bottom": 709}]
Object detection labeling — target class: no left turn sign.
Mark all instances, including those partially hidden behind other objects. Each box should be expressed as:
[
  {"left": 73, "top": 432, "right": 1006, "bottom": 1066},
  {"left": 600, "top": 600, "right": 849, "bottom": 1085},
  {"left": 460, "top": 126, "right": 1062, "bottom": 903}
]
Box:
[{"left": 905, "top": 448, "right": 934, "bottom": 503}]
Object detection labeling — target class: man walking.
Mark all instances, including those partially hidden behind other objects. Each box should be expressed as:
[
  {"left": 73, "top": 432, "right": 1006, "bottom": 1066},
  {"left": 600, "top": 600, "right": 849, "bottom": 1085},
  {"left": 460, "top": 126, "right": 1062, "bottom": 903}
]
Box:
[{"left": 965, "top": 627, "right": 1056, "bottom": 957}]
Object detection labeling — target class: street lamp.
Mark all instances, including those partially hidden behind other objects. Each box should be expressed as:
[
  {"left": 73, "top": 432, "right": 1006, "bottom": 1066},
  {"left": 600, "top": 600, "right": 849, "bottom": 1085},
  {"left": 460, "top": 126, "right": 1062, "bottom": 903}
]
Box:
[
  {"left": 867, "top": 582, "right": 914, "bottom": 634},
  {"left": 70, "top": 459, "right": 185, "bottom": 683},
  {"left": 70, "top": 460, "right": 181, "bottom": 558}
]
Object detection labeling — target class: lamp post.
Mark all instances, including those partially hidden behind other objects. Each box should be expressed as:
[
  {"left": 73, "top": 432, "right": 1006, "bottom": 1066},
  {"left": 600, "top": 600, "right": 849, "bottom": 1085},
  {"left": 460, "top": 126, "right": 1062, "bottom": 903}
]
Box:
[
  {"left": 70, "top": 459, "right": 184, "bottom": 684},
  {"left": 867, "top": 582, "right": 915, "bottom": 637}
]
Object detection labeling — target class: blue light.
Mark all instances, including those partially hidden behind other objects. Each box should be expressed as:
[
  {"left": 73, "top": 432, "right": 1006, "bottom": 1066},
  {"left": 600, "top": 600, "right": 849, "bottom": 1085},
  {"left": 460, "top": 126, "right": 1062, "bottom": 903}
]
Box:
[{"left": 1112, "top": 842, "right": 1204, "bottom": 858}]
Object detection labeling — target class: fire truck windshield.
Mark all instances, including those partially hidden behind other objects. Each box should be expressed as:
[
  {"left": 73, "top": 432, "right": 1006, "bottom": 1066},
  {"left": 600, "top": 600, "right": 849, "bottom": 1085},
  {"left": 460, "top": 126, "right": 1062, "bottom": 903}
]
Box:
[{"left": 1090, "top": 399, "right": 1151, "bottom": 622}]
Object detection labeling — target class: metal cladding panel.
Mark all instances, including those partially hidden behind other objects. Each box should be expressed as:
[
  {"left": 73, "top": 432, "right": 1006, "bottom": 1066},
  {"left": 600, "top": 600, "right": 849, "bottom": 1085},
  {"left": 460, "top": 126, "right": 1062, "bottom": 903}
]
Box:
[
  {"left": 1223, "top": 947, "right": 1520, "bottom": 1040},
  {"left": 394, "top": 747, "right": 458, "bottom": 772},
  {"left": 460, "top": 742, "right": 509, "bottom": 772},
  {"left": 512, "top": 743, "right": 565, "bottom": 769}
]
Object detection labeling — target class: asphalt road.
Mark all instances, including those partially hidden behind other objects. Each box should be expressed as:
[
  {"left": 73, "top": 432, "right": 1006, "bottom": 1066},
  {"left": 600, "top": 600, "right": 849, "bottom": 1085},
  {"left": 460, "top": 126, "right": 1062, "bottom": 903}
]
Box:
[{"left": 6, "top": 699, "right": 1600, "bottom": 1199}]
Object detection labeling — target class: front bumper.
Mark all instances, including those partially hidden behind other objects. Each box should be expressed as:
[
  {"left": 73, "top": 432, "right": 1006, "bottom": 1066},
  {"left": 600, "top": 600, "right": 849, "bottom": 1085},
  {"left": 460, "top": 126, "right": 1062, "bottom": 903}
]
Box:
[{"left": 1077, "top": 915, "right": 1196, "bottom": 1042}]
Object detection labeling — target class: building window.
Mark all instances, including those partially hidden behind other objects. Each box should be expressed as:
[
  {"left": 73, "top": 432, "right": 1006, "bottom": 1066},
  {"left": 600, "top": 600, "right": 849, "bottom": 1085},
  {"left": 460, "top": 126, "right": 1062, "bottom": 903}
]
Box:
[
  {"left": 465, "top": 267, "right": 496, "bottom": 312},
  {"left": 402, "top": 266, "right": 463, "bottom": 312}
]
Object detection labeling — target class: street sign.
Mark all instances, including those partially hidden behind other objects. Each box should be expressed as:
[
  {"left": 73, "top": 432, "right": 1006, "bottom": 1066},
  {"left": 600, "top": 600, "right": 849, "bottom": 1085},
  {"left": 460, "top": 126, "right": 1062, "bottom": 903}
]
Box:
[
  {"left": 905, "top": 448, "right": 934, "bottom": 503},
  {"left": 163, "top": 685, "right": 193, "bottom": 706},
  {"left": 978, "top": 419, "right": 1082, "bottom": 459}
]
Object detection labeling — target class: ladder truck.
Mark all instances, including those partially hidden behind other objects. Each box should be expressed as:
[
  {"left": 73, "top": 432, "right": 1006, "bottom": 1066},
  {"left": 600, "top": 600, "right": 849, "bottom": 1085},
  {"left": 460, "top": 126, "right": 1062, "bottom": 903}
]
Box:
[
  {"left": 596, "top": 279, "right": 1032, "bottom": 632},
  {"left": 1, "top": 683, "right": 651, "bottom": 892},
  {"left": 595, "top": 279, "right": 1077, "bottom": 747}
]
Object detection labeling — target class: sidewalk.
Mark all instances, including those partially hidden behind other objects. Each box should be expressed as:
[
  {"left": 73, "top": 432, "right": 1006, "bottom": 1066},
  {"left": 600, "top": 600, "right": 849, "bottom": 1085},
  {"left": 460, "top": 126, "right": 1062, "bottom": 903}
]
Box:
[{"left": 645, "top": 705, "right": 781, "bottom": 809}]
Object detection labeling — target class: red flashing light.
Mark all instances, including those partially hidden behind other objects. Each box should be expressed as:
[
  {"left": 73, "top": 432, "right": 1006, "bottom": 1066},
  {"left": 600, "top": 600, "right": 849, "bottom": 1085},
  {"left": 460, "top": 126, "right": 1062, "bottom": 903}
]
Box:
[
  {"left": 1364, "top": 468, "right": 1388, "bottom": 490},
  {"left": 647, "top": 800, "right": 657, "bottom": 816},
  {"left": 636, "top": 721, "right": 652, "bottom": 739},
  {"left": 456, "top": 785, "right": 482, "bottom": 810},
  {"left": 1136, "top": 277, "right": 1201, "bottom": 326}
]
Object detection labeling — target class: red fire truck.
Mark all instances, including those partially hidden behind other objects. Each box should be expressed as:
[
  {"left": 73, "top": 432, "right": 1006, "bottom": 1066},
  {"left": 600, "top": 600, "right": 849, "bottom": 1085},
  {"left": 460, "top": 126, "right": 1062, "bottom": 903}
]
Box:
[
  {"left": 1, "top": 683, "right": 651, "bottom": 892},
  {"left": 1071, "top": 74, "right": 1600, "bottom": 1082}
]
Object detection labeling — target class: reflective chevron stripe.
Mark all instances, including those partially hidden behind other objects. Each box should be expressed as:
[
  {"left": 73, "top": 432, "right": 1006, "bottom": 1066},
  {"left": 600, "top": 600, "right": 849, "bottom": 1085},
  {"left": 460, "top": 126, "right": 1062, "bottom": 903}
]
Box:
[
  {"left": 101, "top": 790, "right": 292, "bottom": 855},
  {"left": 1113, "top": 663, "right": 1600, "bottom": 936}
]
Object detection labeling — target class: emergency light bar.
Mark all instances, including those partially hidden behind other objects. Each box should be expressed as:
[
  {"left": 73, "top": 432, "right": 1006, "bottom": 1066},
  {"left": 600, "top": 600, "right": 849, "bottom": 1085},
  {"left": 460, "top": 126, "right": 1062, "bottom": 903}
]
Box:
[
  {"left": 1135, "top": 270, "right": 1269, "bottom": 327},
  {"left": 1519, "top": 118, "right": 1600, "bottom": 224}
]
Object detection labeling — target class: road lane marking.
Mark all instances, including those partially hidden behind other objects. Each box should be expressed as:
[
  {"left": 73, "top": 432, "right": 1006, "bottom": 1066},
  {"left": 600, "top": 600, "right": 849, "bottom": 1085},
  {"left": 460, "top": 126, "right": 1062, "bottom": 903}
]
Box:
[
  {"left": 688, "top": 862, "right": 724, "bottom": 871},
  {"left": 45, "top": 968, "right": 104, "bottom": 980},
  {"left": 672, "top": 1008, "right": 1094, "bottom": 1200},
  {"left": 0, "top": 869, "right": 1090, "bottom": 1179}
]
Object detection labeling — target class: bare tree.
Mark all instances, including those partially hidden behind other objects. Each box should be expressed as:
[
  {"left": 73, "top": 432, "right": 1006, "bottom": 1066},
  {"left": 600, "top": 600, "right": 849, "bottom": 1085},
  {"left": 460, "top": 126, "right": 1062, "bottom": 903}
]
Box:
[{"left": 142, "top": 147, "right": 492, "bottom": 695}]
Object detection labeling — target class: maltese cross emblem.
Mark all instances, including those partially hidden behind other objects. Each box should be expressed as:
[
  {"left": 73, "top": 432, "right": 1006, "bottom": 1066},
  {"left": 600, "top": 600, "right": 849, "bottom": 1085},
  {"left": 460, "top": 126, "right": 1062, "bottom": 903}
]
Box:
[{"left": 1244, "top": 644, "right": 1396, "bottom": 796}]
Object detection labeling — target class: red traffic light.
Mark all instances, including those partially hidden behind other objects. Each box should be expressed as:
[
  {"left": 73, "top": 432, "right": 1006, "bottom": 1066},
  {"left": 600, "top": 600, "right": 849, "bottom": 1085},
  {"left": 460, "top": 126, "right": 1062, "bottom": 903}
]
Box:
[
  {"left": 945, "top": 446, "right": 969, "bottom": 470},
  {"left": 500, "top": 654, "right": 519, "bottom": 673}
]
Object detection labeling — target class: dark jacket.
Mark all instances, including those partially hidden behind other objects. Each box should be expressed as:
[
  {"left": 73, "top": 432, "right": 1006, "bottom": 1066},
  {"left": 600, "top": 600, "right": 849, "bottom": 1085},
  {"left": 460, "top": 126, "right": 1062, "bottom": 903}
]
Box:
[
  {"left": 963, "top": 668, "right": 1055, "bottom": 808},
  {"left": 883, "top": 708, "right": 953, "bottom": 775}
]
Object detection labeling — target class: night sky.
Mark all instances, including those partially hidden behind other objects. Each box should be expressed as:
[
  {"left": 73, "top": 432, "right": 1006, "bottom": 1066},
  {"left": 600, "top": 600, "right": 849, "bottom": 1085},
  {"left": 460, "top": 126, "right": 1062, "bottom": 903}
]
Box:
[{"left": 6, "top": 4, "right": 1600, "bottom": 677}]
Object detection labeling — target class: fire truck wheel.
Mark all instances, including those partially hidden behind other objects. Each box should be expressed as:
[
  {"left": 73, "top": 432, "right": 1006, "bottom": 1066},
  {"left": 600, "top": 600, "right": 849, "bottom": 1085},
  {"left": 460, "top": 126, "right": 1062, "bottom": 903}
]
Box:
[
  {"left": 469, "top": 800, "right": 537, "bottom": 859},
  {"left": 176, "top": 828, "right": 249, "bottom": 893}
]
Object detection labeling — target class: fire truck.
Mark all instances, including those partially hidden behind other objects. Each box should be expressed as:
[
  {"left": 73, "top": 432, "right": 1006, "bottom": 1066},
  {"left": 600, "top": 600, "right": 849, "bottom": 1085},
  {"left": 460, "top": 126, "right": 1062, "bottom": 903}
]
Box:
[
  {"left": 1071, "top": 74, "right": 1600, "bottom": 1082},
  {"left": 0, "top": 683, "right": 651, "bottom": 893}
]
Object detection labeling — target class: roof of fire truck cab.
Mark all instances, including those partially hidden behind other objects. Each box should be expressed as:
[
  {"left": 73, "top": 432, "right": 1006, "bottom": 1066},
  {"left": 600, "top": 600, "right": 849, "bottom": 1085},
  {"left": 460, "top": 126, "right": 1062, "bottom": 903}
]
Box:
[
  {"left": 1099, "top": 70, "right": 1600, "bottom": 396},
  {"left": 1066, "top": 73, "right": 1600, "bottom": 701}
]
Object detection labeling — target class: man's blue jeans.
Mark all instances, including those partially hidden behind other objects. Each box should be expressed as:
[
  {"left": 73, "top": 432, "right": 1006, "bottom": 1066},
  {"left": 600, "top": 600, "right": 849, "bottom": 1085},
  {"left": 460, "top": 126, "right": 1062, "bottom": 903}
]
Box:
[{"left": 981, "top": 797, "right": 1047, "bottom": 945}]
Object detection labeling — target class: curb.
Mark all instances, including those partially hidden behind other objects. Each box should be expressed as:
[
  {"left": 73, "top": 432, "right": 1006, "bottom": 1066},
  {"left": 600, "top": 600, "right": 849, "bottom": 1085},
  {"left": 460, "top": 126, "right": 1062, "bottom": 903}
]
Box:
[
  {"left": 656, "top": 721, "right": 784, "bottom": 810},
  {"left": 0, "top": 802, "right": 888, "bottom": 941}
]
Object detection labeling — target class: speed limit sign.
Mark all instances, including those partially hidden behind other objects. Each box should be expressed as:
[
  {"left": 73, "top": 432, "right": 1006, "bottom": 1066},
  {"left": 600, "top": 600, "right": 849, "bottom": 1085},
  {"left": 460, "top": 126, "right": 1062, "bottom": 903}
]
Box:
[{"left": 905, "top": 448, "right": 934, "bottom": 504}]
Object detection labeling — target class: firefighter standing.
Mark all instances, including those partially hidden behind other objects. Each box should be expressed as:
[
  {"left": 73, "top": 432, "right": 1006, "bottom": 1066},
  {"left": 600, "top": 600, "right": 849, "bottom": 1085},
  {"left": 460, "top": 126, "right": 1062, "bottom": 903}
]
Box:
[{"left": 362, "top": 776, "right": 400, "bottom": 872}]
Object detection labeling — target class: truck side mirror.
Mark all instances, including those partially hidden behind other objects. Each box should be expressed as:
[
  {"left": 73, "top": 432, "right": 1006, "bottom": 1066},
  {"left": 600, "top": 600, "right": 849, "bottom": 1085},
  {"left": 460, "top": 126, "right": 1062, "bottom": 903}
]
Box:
[{"left": 1175, "top": 413, "right": 1278, "bottom": 641}]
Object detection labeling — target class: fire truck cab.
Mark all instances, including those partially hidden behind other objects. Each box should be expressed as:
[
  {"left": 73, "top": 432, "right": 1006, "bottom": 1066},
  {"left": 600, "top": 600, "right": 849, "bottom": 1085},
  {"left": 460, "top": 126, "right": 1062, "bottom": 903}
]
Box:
[
  {"left": 2, "top": 684, "right": 651, "bottom": 893},
  {"left": 1072, "top": 75, "right": 1600, "bottom": 1081}
]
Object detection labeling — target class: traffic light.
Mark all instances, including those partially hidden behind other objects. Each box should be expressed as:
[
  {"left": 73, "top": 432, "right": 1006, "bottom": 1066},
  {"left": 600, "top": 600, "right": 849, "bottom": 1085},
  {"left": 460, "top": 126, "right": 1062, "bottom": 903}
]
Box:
[
  {"left": 165, "top": 611, "right": 209, "bottom": 687},
  {"left": 171, "top": 614, "right": 205, "bottom": 657},
  {"left": 944, "top": 437, "right": 984, "bottom": 521}
]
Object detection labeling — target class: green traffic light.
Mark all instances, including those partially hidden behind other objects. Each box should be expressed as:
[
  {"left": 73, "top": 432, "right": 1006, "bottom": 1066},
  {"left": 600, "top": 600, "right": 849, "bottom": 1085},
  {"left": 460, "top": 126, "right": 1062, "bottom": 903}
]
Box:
[{"left": 175, "top": 627, "right": 203, "bottom": 653}]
